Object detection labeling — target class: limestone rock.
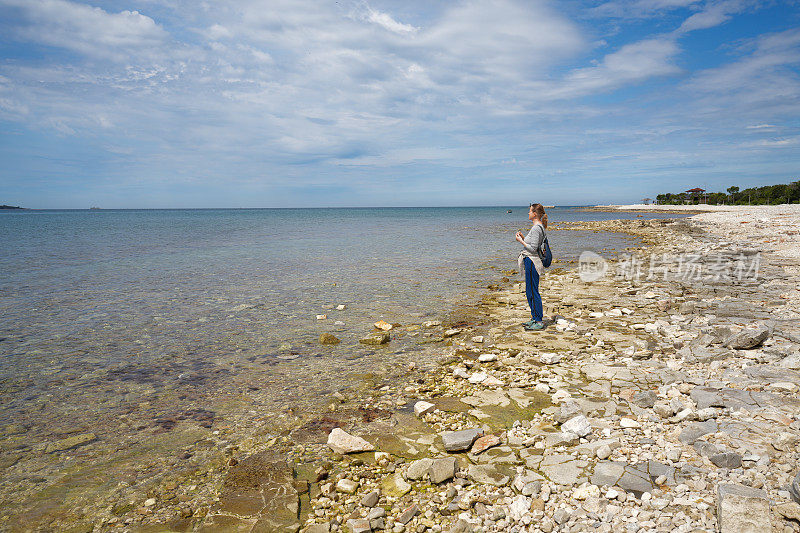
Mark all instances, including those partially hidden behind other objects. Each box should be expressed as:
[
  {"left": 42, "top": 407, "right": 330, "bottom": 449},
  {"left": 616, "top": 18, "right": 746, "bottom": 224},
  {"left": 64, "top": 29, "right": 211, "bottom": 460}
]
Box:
[
  {"left": 717, "top": 483, "right": 770, "bottom": 533},
  {"left": 441, "top": 428, "right": 483, "bottom": 452},
  {"left": 723, "top": 325, "right": 770, "bottom": 349},
  {"left": 406, "top": 458, "right": 433, "bottom": 481},
  {"left": 561, "top": 415, "right": 591, "bottom": 437},
  {"left": 381, "top": 472, "right": 411, "bottom": 498},
  {"left": 359, "top": 332, "right": 390, "bottom": 345},
  {"left": 327, "top": 428, "right": 375, "bottom": 454},
  {"left": 429, "top": 457, "right": 457, "bottom": 484},
  {"left": 319, "top": 333, "right": 340, "bottom": 345},
  {"left": 414, "top": 401, "right": 435, "bottom": 417}
]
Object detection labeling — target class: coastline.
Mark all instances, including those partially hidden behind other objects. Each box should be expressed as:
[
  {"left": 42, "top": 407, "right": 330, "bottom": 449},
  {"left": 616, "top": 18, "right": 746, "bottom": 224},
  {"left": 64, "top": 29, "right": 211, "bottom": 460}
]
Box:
[
  {"left": 10, "top": 206, "right": 800, "bottom": 532},
  {"left": 280, "top": 206, "right": 800, "bottom": 533}
]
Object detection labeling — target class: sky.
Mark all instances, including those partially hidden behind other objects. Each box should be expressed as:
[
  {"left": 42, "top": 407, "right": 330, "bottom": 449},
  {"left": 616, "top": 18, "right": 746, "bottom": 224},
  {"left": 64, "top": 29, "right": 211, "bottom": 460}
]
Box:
[{"left": 0, "top": 0, "right": 799, "bottom": 208}]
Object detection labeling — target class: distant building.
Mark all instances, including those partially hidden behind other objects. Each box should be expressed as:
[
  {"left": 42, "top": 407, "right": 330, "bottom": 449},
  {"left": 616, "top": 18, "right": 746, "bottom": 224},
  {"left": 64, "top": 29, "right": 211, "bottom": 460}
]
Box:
[{"left": 685, "top": 187, "right": 706, "bottom": 204}]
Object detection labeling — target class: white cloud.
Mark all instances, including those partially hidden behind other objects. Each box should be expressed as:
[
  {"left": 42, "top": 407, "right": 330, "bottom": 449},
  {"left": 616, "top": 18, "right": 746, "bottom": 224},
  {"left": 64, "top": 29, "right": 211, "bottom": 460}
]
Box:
[
  {"left": 676, "top": 0, "right": 752, "bottom": 34},
  {"left": 548, "top": 37, "right": 681, "bottom": 98},
  {"left": 1, "top": 0, "right": 168, "bottom": 59},
  {"left": 364, "top": 8, "right": 418, "bottom": 33}
]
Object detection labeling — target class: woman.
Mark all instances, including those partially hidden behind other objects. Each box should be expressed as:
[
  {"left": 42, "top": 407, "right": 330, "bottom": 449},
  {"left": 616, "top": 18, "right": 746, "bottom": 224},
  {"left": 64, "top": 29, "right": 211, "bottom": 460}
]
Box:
[{"left": 515, "top": 203, "right": 548, "bottom": 331}]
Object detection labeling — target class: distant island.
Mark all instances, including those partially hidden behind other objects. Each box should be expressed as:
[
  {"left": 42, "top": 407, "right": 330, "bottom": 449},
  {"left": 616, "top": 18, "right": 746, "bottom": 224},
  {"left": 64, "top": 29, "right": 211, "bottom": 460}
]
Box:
[{"left": 0, "top": 205, "right": 24, "bottom": 210}]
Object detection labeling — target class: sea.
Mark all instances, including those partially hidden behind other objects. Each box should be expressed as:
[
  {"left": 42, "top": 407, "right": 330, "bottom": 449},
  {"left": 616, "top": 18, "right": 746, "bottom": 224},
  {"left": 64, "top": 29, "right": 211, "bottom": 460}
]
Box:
[{"left": 0, "top": 206, "right": 680, "bottom": 527}]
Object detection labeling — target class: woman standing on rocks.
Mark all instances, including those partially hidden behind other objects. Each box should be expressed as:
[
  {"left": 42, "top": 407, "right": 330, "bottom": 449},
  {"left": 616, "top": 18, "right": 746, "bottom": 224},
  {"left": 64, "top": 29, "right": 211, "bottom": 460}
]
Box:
[{"left": 516, "top": 203, "right": 548, "bottom": 331}]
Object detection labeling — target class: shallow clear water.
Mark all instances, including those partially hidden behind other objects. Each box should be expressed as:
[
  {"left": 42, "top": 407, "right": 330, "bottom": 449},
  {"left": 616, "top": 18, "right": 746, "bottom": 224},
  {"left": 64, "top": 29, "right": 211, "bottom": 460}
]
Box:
[{"left": 0, "top": 206, "right": 679, "bottom": 526}]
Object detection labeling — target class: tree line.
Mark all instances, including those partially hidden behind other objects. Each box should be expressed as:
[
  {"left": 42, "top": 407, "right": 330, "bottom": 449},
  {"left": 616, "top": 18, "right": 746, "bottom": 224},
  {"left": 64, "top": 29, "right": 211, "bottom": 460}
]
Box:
[{"left": 655, "top": 180, "right": 800, "bottom": 205}]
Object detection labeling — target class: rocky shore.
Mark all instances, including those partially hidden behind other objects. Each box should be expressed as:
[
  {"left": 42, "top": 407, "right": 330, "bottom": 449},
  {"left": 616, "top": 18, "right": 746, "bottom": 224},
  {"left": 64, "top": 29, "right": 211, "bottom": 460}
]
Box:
[{"left": 78, "top": 207, "right": 800, "bottom": 532}]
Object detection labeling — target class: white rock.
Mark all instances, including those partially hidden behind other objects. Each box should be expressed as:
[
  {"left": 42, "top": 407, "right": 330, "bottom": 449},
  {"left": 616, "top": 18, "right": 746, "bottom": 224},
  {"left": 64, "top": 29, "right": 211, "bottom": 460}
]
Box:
[
  {"left": 471, "top": 336, "right": 485, "bottom": 343},
  {"left": 620, "top": 418, "right": 640, "bottom": 428},
  {"left": 316, "top": 314, "right": 327, "bottom": 320},
  {"left": 414, "top": 401, "right": 436, "bottom": 417},
  {"left": 605, "top": 309, "right": 623, "bottom": 317},
  {"left": 562, "top": 415, "right": 592, "bottom": 437},
  {"left": 540, "top": 353, "right": 562, "bottom": 365},
  {"left": 478, "top": 353, "right": 497, "bottom": 362},
  {"left": 482, "top": 375, "right": 503, "bottom": 387},
  {"left": 589, "top": 312, "right": 604, "bottom": 319},
  {"left": 336, "top": 304, "right": 346, "bottom": 310},
  {"left": 468, "top": 372, "right": 488, "bottom": 384},
  {"left": 327, "top": 428, "right": 375, "bottom": 454},
  {"left": 453, "top": 367, "right": 469, "bottom": 379},
  {"left": 572, "top": 485, "right": 600, "bottom": 500},
  {"left": 508, "top": 495, "right": 531, "bottom": 522},
  {"left": 144, "top": 498, "right": 156, "bottom": 507}
]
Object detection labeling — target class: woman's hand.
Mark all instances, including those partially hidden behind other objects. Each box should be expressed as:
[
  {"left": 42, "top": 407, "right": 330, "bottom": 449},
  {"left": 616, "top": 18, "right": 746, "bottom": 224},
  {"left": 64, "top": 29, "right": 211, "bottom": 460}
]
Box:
[{"left": 515, "top": 231, "right": 525, "bottom": 243}]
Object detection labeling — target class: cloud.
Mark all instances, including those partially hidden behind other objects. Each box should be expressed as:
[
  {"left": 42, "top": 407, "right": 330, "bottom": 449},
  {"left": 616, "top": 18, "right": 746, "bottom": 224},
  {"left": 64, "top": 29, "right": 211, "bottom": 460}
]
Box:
[
  {"left": 549, "top": 37, "right": 681, "bottom": 98},
  {"left": 363, "top": 8, "right": 418, "bottom": 33},
  {"left": 675, "top": 0, "right": 752, "bottom": 34},
  {"left": 592, "top": 0, "right": 700, "bottom": 18},
  {"left": 0, "top": 0, "right": 168, "bottom": 59}
]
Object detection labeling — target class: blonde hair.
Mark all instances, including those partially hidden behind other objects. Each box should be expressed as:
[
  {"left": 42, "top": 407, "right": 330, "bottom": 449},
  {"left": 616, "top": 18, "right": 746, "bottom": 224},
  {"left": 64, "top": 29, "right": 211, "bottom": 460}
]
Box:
[{"left": 530, "top": 203, "right": 548, "bottom": 228}]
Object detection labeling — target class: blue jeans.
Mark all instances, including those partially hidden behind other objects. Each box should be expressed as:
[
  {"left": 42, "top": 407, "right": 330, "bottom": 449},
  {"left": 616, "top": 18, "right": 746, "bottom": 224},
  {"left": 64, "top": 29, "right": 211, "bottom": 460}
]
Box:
[{"left": 524, "top": 257, "right": 543, "bottom": 322}]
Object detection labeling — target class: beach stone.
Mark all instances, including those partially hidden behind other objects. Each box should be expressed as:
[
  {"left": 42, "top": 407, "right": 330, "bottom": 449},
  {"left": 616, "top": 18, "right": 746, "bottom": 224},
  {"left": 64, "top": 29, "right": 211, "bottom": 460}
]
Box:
[
  {"left": 429, "top": 457, "right": 457, "bottom": 484},
  {"left": 336, "top": 479, "right": 359, "bottom": 494},
  {"left": 327, "top": 428, "right": 375, "bottom": 454},
  {"left": 361, "top": 490, "right": 380, "bottom": 507},
  {"left": 478, "top": 353, "right": 497, "bottom": 362},
  {"left": 443, "top": 328, "right": 461, "bottom": 338},
  {"left": 693, "top": 440, "right": 718, "bottom": 457},
  {"left": 596, "top": 444, "right": 612, "bottom": 460},
  {"left": 381, "top": 472, "right": 411, "bottom": 498},
  {"left": 555, "top": 400, "right": 582, "bottom": 424},
  {"left": 678, "top": 420, "right": 718, "bottom": 444},
  {"left": 620, "top": 417, "right": 640, "bottom": 428},
  {"left": 374, "top": 320, "right": 393, "bottom": 331},
  {"left": 413, "top": 401, "right": 435, "bottom": 417},
  {"left": 396, "top": 504, "right": 418, "bottom": 524},
  {"left": 723, "top": 325, "right": 770, "bottom": 349},
  {"left": 710, "top": 452, "right": 742, "bottom": 469},
  {"left": 508, "top": 495, "right": 531, "bottom": 522},
  {"left": 544, "top": 431, "right": 579, "bottom": 447},
  {"left": 540, "top": 352, "right": 562, "bottom": 364},
  {"left": 446, "top": 519, "right": 473, "bottom": 533},
  {"left": 319, "top": 333, "right": 340, "bottom": 345},
  {"left": 359, "top": 332, "right": 390, "bottom": 345},
  {"left": 346, "top": 518, "right": 371, "bottom": 533},
  {"left": 406, "top": 458, "right": 433, "bottom": 481},
  {"left": 45, "top": 432, "right": 96, "bottom": 453},
  {"left": 467, "top": 464, "right": 510, "bottom": 486},
  {"left": 468, "top": 371, "right": 488, "bottom": 384},
  {"left": 441, "top": 428, "right": 483, "bottom": 452},
  {"left": 470, "top": 434, "right": 501, "bottom": 455},
  {"left": 789, "top": 470, "right": 800, "bottom": 503},
  {"left": 775, "top": 502, "right": 800, "bottom": 521},
  {"left": 561, "top": 415, "right": 591, "bottom": 437},
  {"left": 717, "top": 483, "right": 770, "bottom": 533},
  {"left": 631, "top": 390, "right": 657, "bottom": 408}
]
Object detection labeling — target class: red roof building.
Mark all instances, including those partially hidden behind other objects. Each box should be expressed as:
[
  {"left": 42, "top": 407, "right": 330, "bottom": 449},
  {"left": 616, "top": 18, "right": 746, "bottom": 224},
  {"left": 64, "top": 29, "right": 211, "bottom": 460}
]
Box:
[{"left": 686, "top": 188, "right": 705, "bottom": 193}]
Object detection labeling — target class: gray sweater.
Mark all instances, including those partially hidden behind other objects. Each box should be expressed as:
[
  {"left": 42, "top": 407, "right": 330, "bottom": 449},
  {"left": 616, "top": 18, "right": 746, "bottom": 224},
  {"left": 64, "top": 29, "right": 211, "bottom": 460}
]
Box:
[{"left": 518, "top": 223, "right": 545, "bottom": 276}]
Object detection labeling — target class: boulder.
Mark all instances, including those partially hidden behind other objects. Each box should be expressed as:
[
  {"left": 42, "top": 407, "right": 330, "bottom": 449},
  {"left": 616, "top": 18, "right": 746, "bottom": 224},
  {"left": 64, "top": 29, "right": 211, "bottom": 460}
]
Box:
[
  {"left": 561, "top": 415, "right": 591, "bottom": 437},
  {"left": 381, "top": 472, "right": 411, "bottom": 498},
  {"left": 406, "top": 458, "right": 433, "bottom": 481}
]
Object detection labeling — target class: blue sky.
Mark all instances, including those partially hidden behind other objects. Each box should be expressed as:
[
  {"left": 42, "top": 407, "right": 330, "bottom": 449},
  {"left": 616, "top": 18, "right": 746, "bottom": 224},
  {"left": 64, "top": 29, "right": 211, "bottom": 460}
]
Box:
[{"left": 0, "top": 0, "right": 799, "bottom": 208}]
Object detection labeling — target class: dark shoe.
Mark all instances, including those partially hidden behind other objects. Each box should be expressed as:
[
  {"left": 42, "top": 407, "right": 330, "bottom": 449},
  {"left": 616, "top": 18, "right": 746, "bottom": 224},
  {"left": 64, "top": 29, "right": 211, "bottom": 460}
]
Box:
[{"left": 524, "top": 321, "right": 545, "bottom": 331}]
